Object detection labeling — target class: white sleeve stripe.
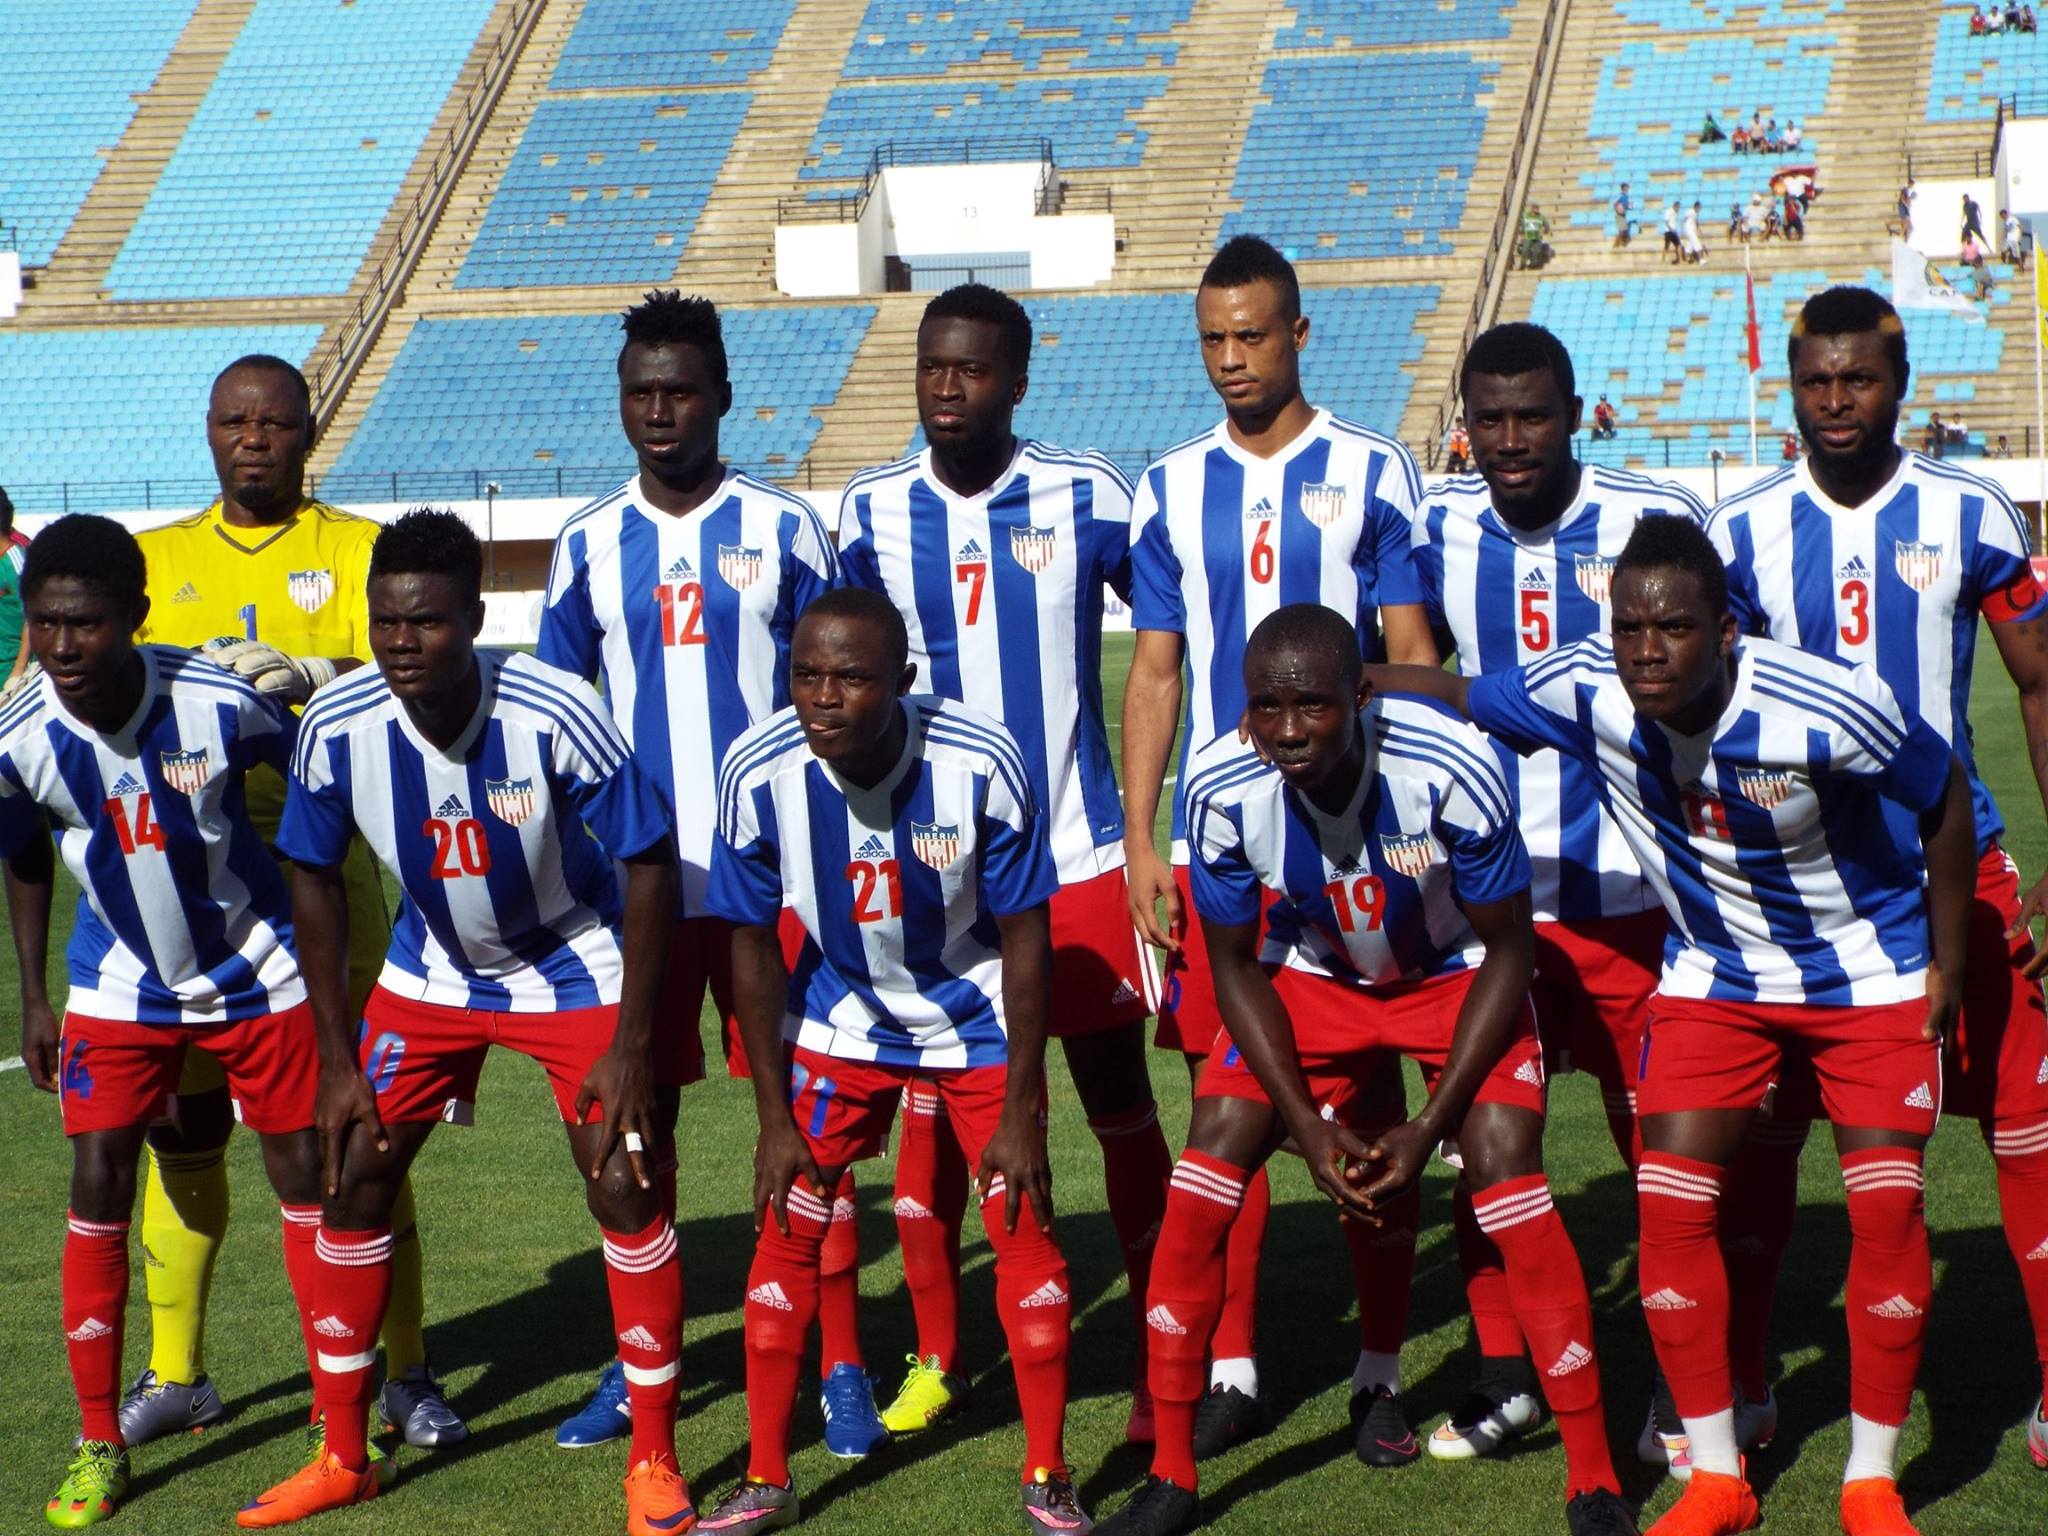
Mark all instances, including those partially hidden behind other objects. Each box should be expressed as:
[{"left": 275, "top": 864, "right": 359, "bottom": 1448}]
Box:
[
  {"left": 717, "top": 722, "right": 807, "bottom": 831},
  {"left": 496, "top": 675, "right": 627, "bottom": 773},
  {"left": 922, "top": 722, "right": 1034, "bottom": 815},
  {"left": 1748, "top": 658, "right": 1905, "bottom": 751},
  {"left": 1378, "top": 732, "right": 1516, "bottom": 827}
]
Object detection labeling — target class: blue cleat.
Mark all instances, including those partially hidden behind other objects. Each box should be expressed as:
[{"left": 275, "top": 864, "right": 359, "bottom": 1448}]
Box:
[
  {"left": 557, "top": 1360, "right": 631, "bottom": 1449},
  {"left": 819, "top": 1362, "right": 888, "bottom": 1459}
]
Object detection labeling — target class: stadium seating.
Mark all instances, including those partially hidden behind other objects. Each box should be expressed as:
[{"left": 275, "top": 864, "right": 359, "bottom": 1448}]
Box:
[
  {"left": 0, "top": 0, "right": 192, "bottom": 267},
  {"left": 104, "top": 0, "right": 497, "bottom": 299},
  {"left": 1925, "top": 1, "right": 2042, "bottom": 123},
  {"left": 326, "top": 307, "right": 877, "bottom": 500},
  {"left": 842, "top": 0, "right": 1189, "bottom": 76},
  {"left": 802, "top": 76, "right": 1169, "bottom": 179},
  {"left": 0, "top": 324, "right": 326, "bottom": 512},
  {"left": 550, "top": 0, "right": 794, "bottom": 90},
  {"left": 1615, "top": 0, "right": 1845, "bottom": 29},
  {"left": 456, "top": 94, "right": 754, "bottom": 290},
  {"left": 1272, "top": 0, "right": 1512, "bottom": 49},
  {"left": 906, "top": 288, "right": 1439, "bottom": 474},
  {"left": 1222, "top": 55, "right": 1495, "bottom": 260}
]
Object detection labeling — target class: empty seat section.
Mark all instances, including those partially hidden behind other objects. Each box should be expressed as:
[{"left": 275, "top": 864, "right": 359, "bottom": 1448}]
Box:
[
  {"left": 1223, "top": 55, "right": 1495, "bottom": 260},
  {"left": 1615, "top": 0, "right": 1845, "bottom": 29},
  {"left": 1925, "top": 0, "right": 2039, "bottom": 122},
  {"left": 0, "top": 324, "right": 325, "bottom": 512},
  {"left": 105, "top": 0, "right": 497, "bottom": 299},
  {"left": 550, "top": 0, "right": 794, "bottom": 90},
  {"left": 0, "top": 1, "right": 192, "bottom": 266},
  {"left": 326, "top": 307, "right": 877, "bottom": 499},
  {"left": 803, "top": 76, "right": 1168, "bottom": 179},
  {"left": 456, "top": 93, "right": 753, "bottom": 289},
  {"left": 1273, "top": 0, "right": 1512, "bottom": 49},
  {"left": 842, "top": 0, "right": 1188, "bottom": 76}
]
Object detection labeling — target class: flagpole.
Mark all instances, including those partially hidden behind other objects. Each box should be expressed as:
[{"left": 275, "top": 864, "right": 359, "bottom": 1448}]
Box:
[{"left": 1746, "top": 243, "right": 1759, "bottom": 467}]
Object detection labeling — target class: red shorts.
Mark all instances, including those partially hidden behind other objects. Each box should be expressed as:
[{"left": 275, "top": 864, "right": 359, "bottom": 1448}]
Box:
[
  {"left": 657, "top": 910, "right": 807, "bottom": 1086},
  {"left": 1048, "top": 869, "right": 1151, "bottom": 1039},
  {"left": 1533, "top": 910, "right": 1664, "bottom": 1114},
  {"left": 1197, "top": 967, "right": 1546, "bottom": 1125},
  {"left": 1154, "top": 864, "right": 1278, "bottom": 1056},
  {"left": 58, "top": 1003, "right": 317, "bottom": 1136},
  {"left": 358, "top": 986, "right": 619, "bottom": 1126},
  {"left": 785, "top": 1043, "right": 1042, "bottom": 1172},
  {"left": 1948, "top": 845, "right": 2048, "bottom": 1127},
  {"left": 1637, "top": 992, "right": 1940, "bottom": 1137}
]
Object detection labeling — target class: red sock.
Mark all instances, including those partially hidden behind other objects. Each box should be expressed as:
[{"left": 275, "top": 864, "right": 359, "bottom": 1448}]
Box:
[
  {"left": 604, "top": 1215, "right": 684, "bottom": 1470},
  {"left": 740, "top": 1183, "right": 830, "bottom": 1486},
  {"left": 279, "top": 1204, "right": 322, "bottom": 1375},
  {"left": 894, "top": 1084, "right": 966, "bottom": 1369},
  {"left": 63, "top": 1213, "right": 130, "bottom": 1445},
  {"left": 1840, "top": 1147, "right": 1930, "bottom": 1427},
  {"left": 1346, "top": 1180, "right": 1419, "bottom": 1357},
  {"left": 1989, "top": 1126, "right": 2048, "bottom": 1406},
  {"left": 1089, "top": 1102, "right": 1172, "bottom": 1388},
  {"left": 1720, "top": 1116, "right": 1806, "bottom": 1399},
  {"left": 1146, "top": 1151, "right": 1251, "bottom": 1491},
  {"left": 1453, "top": 1176, "right": 1523, "bottom": 1358},
  {"left": 1211, "top": 1163, "right": 1268, "bottom": 1366},
  {"left": 818, "top": 1167, "right": 862, "bottom": 1371},
  {"left": 1475, "top": 1175, "right": 1617, "bottom": 1496},
  {"left": 1636, "top": 1155, "right": 1730, "bottom": 1421},
  {"left": 311, "top": 1226, "right": 394, "bottom": 1471},
  {"left": 979, "top": 1175, "right": 1072, "bottom": 1478}
]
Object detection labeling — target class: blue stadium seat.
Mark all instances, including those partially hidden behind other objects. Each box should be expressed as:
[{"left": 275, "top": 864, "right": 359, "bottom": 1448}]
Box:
[
  {"left": 1925, "top": 1, "right": 2041, "bottom": 122},
  {"left": 841, "top": 0, "right": 1189, "bottom": 76},
  {"left": 551, "top": 0, "right": 794, "bottom": 89},
  {"left": 803, "top": 77, "right": 1168, "bottom": 178},
  {"left": 1273, "top": 0, "right": 1511, "bottom": 48},
  {"left": 1616, "top": 0, "right": 1845, "bottom": 29}
]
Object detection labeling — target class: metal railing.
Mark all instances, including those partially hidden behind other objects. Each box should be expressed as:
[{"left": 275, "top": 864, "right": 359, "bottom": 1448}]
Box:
[{"left": 776, "top": 137, "right": 1059, "bottom": 228}]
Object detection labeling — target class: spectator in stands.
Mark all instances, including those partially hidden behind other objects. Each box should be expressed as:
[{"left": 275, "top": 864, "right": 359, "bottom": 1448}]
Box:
[
  {"left": 2005, "top": 0, "right": 2022, "bottom": 29},
  {"left": 1745, "top": 193, "right": 1768, "bottom": 241},
  {"left": 0, "top": 486, "right": 28, "bottom": 697},
  {"left": 1962, "top": 233, "right": 1992, "bottom": 295},
  {"left": 1446, "top": 416, "right": 1471, "bottom": 473},
  {"left": 1995, "top": 434, "right": 2014, "bottom": 458},
  {"left": 1784, "top": 120, "right": 1803, "bottom": 151},
  {"left": 1730, "top": 201, "right": 1747, "bottom": 241},
  {"left": 1782, "top": 430, "right": 1801, "bottom": 463},
  {"left": 1898, "top": 177, "right": 1918, "bottom": 238},
  {"left": 1750, "top": 109, "right": 1764, "bottom": 139},
  {"left": 1613, "top": 183, "right": 1634, "bottom": 248},
  {"left": 1972, "top": 4, "right": 1989, "bottom": 35},
  {"left": 1762, "top": 119, "right": 1782, "bottom": 153},
  {"left": 1663, "top": 201, "right": 1684, "bottom": 264},
  {"left": 1701, "top": 111, "right": 1726, "bottom": 145},
  {"left": 1928, "top": 412, "right": 1947, "bottom": 460},
  {"left": 1591, "top": 395, "right": 1618, "bottom": 440},
  {"left": 1783, "top": 189, "right": 1805, "bottom": 241},
  {"left": 1517, "top": 203, "right": 1553, "bottom": 269},
  {"left": 2023, "top": 6, "right": 2038, "bottom": 34},
  {"left": 2005, "top": 207, "right": 2029, "bottom": 271},
  {"left": 1732, "top": 121, "right": 1751, "bottom": 154},
  {"left": 1963, "top": 191, "right": 1989, "bottom": 250},
  {"left": 1683, "top": 201, "right": 1707, "bottom": 263}
]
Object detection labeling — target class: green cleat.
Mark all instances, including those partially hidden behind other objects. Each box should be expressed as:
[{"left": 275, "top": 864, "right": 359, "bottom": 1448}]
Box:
[
  {"left": 880, "top": 1353, "right": 972, "bottom": 1434},
  {"left": 46, "top": 1440, "right": 128, "bottom": 1529}
]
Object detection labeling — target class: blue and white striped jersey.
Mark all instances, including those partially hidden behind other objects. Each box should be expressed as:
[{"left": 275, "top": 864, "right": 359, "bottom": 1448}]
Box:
[
  {"left": 1706, "top": 452, "right": 2046, "bottom": 854},
  {"left": 838, "top": 442, "right": 1132, "bottom": 884},
  {"left": 1128, "top": 410, "right": 1427, "bottom": 847},
  {"left": 0, "top": 647, "right": 302, "bottom": 1025},
  {"left": 1185, "top": 694, "right": 1530, "bottom": 986},
  {"left": 707, "top": 696, "right": 1059, "bottom": 1070},
  {"left": 278, "top": 651, "right": 672, "bottom": 1013},
  {"left": 1468, "top": 636, "right": 1955, "bottom": 1006},
  {"left": 1413, "top": 464, "right": 1707, "bottom": 922},
  {"left": 537, "top": 470, "right": 839, "bottom": 914}
]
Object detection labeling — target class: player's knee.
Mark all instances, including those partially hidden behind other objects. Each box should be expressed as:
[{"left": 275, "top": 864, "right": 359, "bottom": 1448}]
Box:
[
  {"left": 1185, "top": 1094, "right": 1274, "bottom": 1168},
  {"left": 148, "top": 1085, "right": 235, "bottom": 1153},
  {"left": 584, "top": 1162, "right": 658, "bottom": 1231},
  {"left": 1456, "top": 1104, "right": 1546, "bottom": 1189},
  {"left": 70, "top": 1134, "right": 142, "bottom": 1222},
  {"left": 257, "top": 1128, "right": 322, "bottom": 1206}
]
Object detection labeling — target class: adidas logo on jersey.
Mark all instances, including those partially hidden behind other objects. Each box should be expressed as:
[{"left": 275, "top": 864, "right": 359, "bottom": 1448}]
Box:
[
  {"left": 65, "top": 1316, "right": 112, "bottom": 1342},
  {"left": 956, "top": 538, "right": 987, "bottom": 562},
  {"left": 1019, "top": 1280, "right": 1069, "bottom": 1308},
  {"left": 313, "top": 1315, "right": 354, "bottom": 1339},
  {"left": 1546, "top": 1341, "right": 1594, "bottom": 1377},
  {"left": 1867, "top": 1294, "right": 1923, "bottom": 1319},
  {"left": 1145, "top": 1304, "right": 1188, "bottom": 1336},
  {"left": 107, "top": 772, "right": 144, "bottom": 798},
  {"left": 617, "top": 1324, "right": 660, "bottom": 1352},
  {"left": 1247, "top": 496, "right": 1276, "bottom": 519},
  {"left": 171, "top": 581, "right": 203, "bottom": 603},
  {"left": 1331, "top": 855, "right": 1362, "bottom": 877},
  {"left": 436, "top": 794, "right": 468, "bottom": 819},
  {"left": 1514, "top": 1058, "right": 1544, "bottom": 1087},
  {"left": 893, "top": 1196, "right": 933, "bottom": 1220},
  {"left": 854, "top": 834, "right": 889, "bottom": 860},
  {"left": 748, "top": 1281, "right": 795, "bottom": 1312},
  {"left": 1521, "top": 566, "right": 1551, "bottom": 590},
  {"left": 2024, "top": 1234, "right": 2048, "bottom": 1262},
  {"left": 1109, "top": 978, "right": 1141, "bottom": 1006},
  {"left": 663, "top": 554, "right": 697, "bottom": 582},
  {"left": 1837, "top": 554, "right": 1871, "bottom": 581},
  {"left": 1642, "top": 1287, "right": 1698, "bottom": 1311},
  {"left": 2037, "top": 1055, "right": 2047, "bottom": 1087},
  {"left": 1904, "top": 1081, "right": 1935, "bottom": 1110}
]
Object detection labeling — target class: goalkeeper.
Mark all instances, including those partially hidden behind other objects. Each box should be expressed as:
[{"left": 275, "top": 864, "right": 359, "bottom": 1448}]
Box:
[{"left": 122, "top": 354, "right": 466, "bottom": 1454}]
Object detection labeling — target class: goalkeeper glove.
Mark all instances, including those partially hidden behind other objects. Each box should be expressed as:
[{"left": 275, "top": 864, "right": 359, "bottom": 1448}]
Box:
[{"left": 200, "top": 637, "right": 339, "bottom": 705}]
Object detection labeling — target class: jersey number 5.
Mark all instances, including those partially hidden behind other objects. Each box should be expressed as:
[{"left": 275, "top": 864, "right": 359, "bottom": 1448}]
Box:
[
  {"left": 653, "top": 582, "right": 707, "bottom": 646},
  {"left": 105, "top": 794, "right": 167, "bottom": 855},
  {"left": 425, "top": 816, "right": 492, "bottom": 878},
  {"left": 846, "top": 857, "right": 903, "bottom": 923}
]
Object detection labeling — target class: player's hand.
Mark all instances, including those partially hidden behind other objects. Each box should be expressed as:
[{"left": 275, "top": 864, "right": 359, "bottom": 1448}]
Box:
[
  {"left": 1125, "top": 844, "right": 1183, "bottom": 954},
  {"left": 1354, "top": 1118, "right": 1439, "bottom": 1211},
  {"left": 315, "top": 1060, "right": 388, "bottom": 1198},
  {"left": 2009, "top": 868, "right": 2048, "bottom": 979},
  {"left": 1922, "top": 962, "right": 1959, "bottom": 1046},
  {"left": 1289, "top": 1113, "right": 1379, "bottom": 1220},
  {"left": 201, "top": 637, "right": 339, "bottom": 706},
  {"left": 976, "top": 1105, "right": 1053, "bottom": 1234},
  {"left": 576, "top": 1042, "right": 655, "bottom": 1189},
  {"left": 753, "top": 1115, "right": 825, "bottom": 1237},
  {"left": 20, "top": 997, "right": 59, "bottom": 1092}
]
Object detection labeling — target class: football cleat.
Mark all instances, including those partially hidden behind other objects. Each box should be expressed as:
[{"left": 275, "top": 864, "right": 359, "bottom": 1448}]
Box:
[
  {"left": 1348, "top": 1384, "right": 1420, "bottom": 1466},
  {"left": 1190, "top": 1383, "right": 1268, "bottom": 1460},
  {"left": 45, "top": 1440, "right": 128, "bottom": 1529},
  {"left": 1642, "top": 1467, "right": 1758, "bottom": 1536},
  {"left": 1021, "top": 1467, "right": 1093, "bottom": 1533},
  {"left": 1733, "top": 1386, "right": 1777, "bottom": 1452},
  {"left": 380, "top": 1363, "right": 468, "bottom": 1448},
  {"left": 236, "top": 1451, "right": 378, "bottom": 1528},
  {"left": 1637, "top": 1373, "right": 1692, "bottom": 1482},
  {"left": 1094, "top": 1475, "right": 1200, "bottom": 1536},
  {"left": 557, "top": 1359, "right": 632, "bottom": 1448},
  {"left": 1839, "top": 1477, "right": 1919, "bottom": 1536},
  {"left": 1567, "top": 1488, "right": 1643, "bottom": 1536},
  {"left": 880, "top": 1353, "right": 972, "bottom": 1433},
  {"left": 302, "top": 1416, "right": 396, "bottom": 1488},
  {"left": 1125, "top": 1382, "right": 1156, "bottom": 1445},
  {"left": 1428, "top": 1366, "right": 1544, "bottom": 1460},
  {"left": 624, "top": 1457, "right": 697, "bottom": 1536},
  {"left": 818, "top": 1363, "right": 888, "bottom": 1459},
  {"left": 699, "top": 1478, "right": 799, "bottom": 1532},
  {"left": 117, "top": 1368, "right": 225, "bottom": 1445},
  {"left": 2026, "top": 1397, "right": 2046, "bottom": 1469}
]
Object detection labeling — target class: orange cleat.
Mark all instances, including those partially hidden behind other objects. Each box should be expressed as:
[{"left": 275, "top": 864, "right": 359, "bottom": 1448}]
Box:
[
  {"left": 625, "top": 1457, "right": 697, "bottom": 1535},
  {"left": 236, "top": 1451, "right": 379, "bottom": 1528},
  {"left": 1840, "top": 1477, "right": 1920, "bottom": 1536},
  {"left": 1645, "top": 1467, "right": 1761, "bottom": 1536}
]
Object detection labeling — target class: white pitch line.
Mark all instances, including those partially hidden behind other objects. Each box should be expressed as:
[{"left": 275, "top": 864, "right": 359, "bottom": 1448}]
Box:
[{"left": 1, "top": 1056, "right": 23, "bottom": 1073}]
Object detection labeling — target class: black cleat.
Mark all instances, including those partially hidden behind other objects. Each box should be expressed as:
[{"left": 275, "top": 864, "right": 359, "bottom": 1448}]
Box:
[
  {"left": 1096, "top": 1475, "right": 1201, "bottom": 1535},
  {"left": 1566, "top": 1488, "right": 1642, "bottom": 1536},
  {"left": 1347, "top": 1384, "right": 1420, "bottom": 1466},
  {"left": 1190, "top": 1384, "right": 1268, "bottom": 1460}
]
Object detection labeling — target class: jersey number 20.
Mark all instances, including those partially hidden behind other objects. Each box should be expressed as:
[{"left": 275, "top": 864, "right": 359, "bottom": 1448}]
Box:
[{"left": 425, "top": 816, "right": 492, "bottom": 878}]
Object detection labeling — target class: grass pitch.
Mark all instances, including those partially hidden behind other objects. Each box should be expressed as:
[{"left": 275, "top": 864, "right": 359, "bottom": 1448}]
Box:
[{"left": 0, "top": 629, "right": 2042, "bottom": 1533}]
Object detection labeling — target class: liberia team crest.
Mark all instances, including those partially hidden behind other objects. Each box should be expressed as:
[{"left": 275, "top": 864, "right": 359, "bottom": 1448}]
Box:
[
  {"left": 1009, "top": 524, "right": 1058, "bottom": 574},
  {"left": 911, "top": 821, "right": 961, "bottom": 870},
  {"left": 717, "top": 544, "right": 762, "bottom": 589},
  {"left": 1298, "top": 482, "right": 1347, "bottom": 528},
  {"left": 486, "top": 775, "right": 536, "bottom": 827},
  {"left": 1734, "top": 769, "right": 1794, "bottom": 809},
  {"left": 287, "top": 568, "right": 335, "bottom": 614},
  {"left": 1574, "top": 552, "right": 1618, "bottom": 604},
  {"left": 1379, "top": 829, "right": 1436, "bottom": 878},
  {"left": 158, "top": 748, "right": 212, "bottom": 796},
  {"left": 1894, "top": 540, "right": 1943, "bottom": 593}
]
